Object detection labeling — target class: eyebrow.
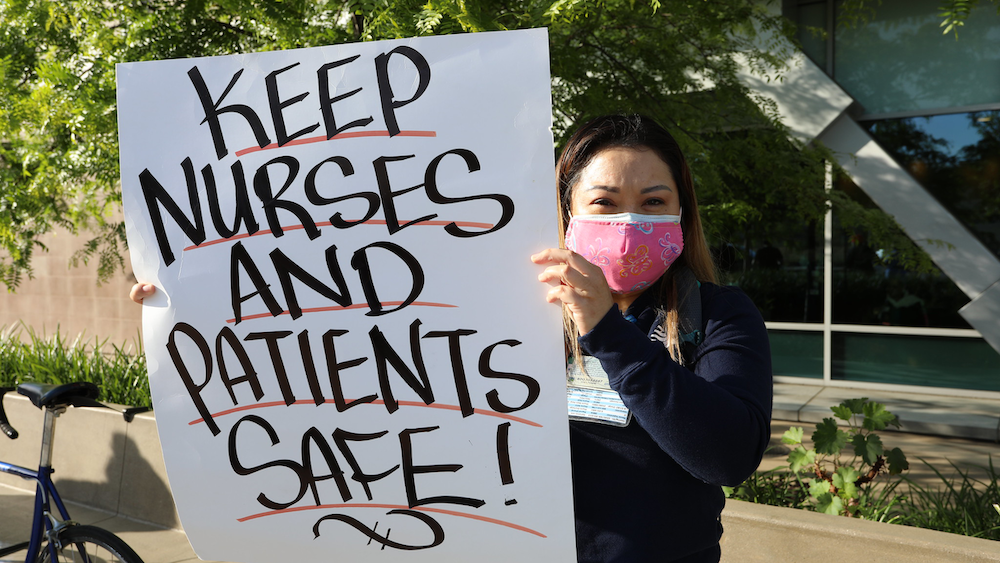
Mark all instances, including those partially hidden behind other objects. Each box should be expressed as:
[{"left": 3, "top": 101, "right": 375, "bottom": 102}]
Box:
[{"left": 582, "top": 185, "right": 674, "bottom": 193}]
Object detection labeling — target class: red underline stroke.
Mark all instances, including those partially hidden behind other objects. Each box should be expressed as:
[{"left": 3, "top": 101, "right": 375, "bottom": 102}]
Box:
[
  {"left": 225, "top": 301, "right": 457, "bottom": 323},
  {"left": 235, "top": 130, "right": 438, "bottom": 157},
  {"left": 188, "top": 398, "right": 542, "bottom": 428},
  {"left": 237, "top": 502, "right": 546, "bottom": 538},
  {"left": 183, "top": 219, "right": 495, "bottom": 252}
]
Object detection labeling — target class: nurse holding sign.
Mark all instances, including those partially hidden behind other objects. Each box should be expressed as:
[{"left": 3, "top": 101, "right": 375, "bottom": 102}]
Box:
[{"left": 120, "top": 29, "right": 577, "bottom": 563}]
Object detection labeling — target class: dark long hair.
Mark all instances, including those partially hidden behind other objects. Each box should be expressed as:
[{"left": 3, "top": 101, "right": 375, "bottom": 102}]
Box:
[{"left": 557, "top": 114, "right": 716, "bottom": 363}]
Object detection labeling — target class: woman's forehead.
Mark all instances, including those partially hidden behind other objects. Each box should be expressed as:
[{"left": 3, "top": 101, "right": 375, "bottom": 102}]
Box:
[{"left": 576, "top": 147, "right": 675, "bottom": 189}]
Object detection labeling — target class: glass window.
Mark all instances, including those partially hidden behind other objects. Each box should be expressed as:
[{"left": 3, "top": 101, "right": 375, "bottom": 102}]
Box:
[
  {"left": 770, "top": 330, "right": 823, "bottom": 378},
  {"left": 832, "top": 332, "right": 1000, "bottom": 391},
  {"left": 796, "top": 1, "right": 828, "bottom": 70},
  {"left": 833, "top": 0, "right": 1000, "bottom": 115},
  {"left": 831, "top": 176, "right": 972, "bottom": 329},
  {"left": 864, "top": 111, "right": 1000, "bottom": 262},
  {"left": 714, "top": 219, "right": 824, "bottom": 323}
]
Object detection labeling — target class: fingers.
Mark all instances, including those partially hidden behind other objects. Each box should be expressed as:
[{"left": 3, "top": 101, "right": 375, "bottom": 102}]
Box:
[
  {"left": 533, "top": 249, "right": 604, "bottom": 291},
  {"left": 537, "top": 262, "right": 594, "bottom": 292},
  {"left": 530, "top": 247, "right": 576, "bottom": 266},
  {"left": 129, "top": 283, "right": 156, "bottom": 304},
  {"left": 531, "top": 248, "right": 614, "bottom": 334}
]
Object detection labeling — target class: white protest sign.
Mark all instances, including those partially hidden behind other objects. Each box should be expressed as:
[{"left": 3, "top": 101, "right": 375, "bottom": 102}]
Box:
[{"left": 117, "top": 28, "right": 575, "bottom": 563}]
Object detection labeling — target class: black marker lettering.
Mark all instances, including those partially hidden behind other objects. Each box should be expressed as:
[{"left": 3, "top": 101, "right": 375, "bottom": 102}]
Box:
[
  {"left": 322, "top": 329, "right": 374, "bottom": 411},
  {"left": 479, "top": 340, "right": 540, "bottom": 413},
  {"left": 370, "top": 319, "right": 434, "bottom": 413},
  {"left": 202, "top": 160, "right": 260, "bottom": 238},
  {"left": 228, "top": 415, "right": 309, "bottom": 510},
  {"left": 301, "top": 426, "right": 352, "bottom": 504},
  {"left": 216, "top": 326, "right": 264, "bottom": 405},
  {"left": 253, "top": 155, "right": 321, "bottom": 239},
  {"left": 298, "top": 330, "right": 325, "bottom": 406},
  {"left": 269, "top": 244, "right": 352, "bottom": 320},
  {"left": 399, "top": 426, "right": 484, "bottom": 508},
  {"left": 244, "top": 330, "right": 296, "bottom": 405},
  {"left": 317, "top": 55, "right": 374, "bottom": 138},
  {"left": 188, "top": 66, "right": 270, "bottom": 160},
  {"left": 138, "top": 158, "right": 206, "bottom": 267},
  {"left": 496, "top": 422, "right": 514, "bottom": 485},
  {"left": 351, "top": 241, "right": 425, "bottom": 317},
  {"left": 332, "top": 428, "right": 400, "bottom": 501},
  {"left": 230, "top": 241, "right": 283, "bottom": 324},
  {"left": 373, "top": 154, "right": 436, "bottom": 234},
  {"left": 167, "top": 322, "right": 218, "bottom": 435},
  {"left": 424, "top": 149, "right": 515, "bottom": 237},
  {"left": 266, "top": 62, "right": 320, "bottom": 147},
  {"left": 423, "top": 329, "right": 477, "bottom": 417},
  {"left": 374, "top": 46, "right": 431, "bottom": 136}
]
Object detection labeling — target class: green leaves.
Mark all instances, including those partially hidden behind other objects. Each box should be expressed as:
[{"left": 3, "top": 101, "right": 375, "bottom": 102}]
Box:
[
  {"left": 939, "top": 0, "right": 977, "bottom": 37},
  {"left": 783, "top": 398, "right": 907, "bottom": 517},
  {"left": 833, "top": 467, "right": 859, "bottom": 500},
  {"left": 813, "top": 418, "right": 849, "bottom": 455},
  {"left": 886, "top": 447, "right": 909, "bottom": 475},
  {"left": 808, "top": 479, "right": 831, "bottom": 498},
  {"left": 788, "top": 446, "right": 816, "bottom": 473},
  {"left": 782, "top": 426, "right": 804, "bottom": 445},
  {"left": 815, "top": 493, "right": 844, "bottom": 515},
  {"left": 837, "top": 398, "right": 868, "bottom": 417},
  {"left": 830, "top": 404, "right": 854, "bottom": 421},
  {"left": 852, "top": 433, "right": 884, "bottom": 465},
  {"left": 862, "top": 401, "right": 900, "bottom": 431}
]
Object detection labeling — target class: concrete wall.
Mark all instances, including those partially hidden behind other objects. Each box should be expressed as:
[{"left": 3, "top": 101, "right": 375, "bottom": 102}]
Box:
[
  {"left": 0, "top": 227, "right": 141, "bottom": 346},
  {"left": 721, "top": 499, "right": 1000, "bottom": 563},
  {"left": 0, "top": 392, "right": 179, "bottom": 529}
]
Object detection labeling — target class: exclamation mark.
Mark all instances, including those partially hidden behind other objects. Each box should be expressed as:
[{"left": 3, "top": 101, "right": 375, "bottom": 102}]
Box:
[{"left": 497, "top": 422, "right": 517, "bottom": 505}]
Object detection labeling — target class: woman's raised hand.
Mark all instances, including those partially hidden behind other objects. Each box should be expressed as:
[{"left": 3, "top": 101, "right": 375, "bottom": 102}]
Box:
[
  {"left": 129, "top": 283, "right": 156, "bottom": 304},
  {"left": 531, "top": 248, "right": 615, "bottom": 335}
]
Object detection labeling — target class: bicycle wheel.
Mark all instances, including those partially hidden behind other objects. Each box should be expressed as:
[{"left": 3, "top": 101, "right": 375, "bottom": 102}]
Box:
[{"left": 36, "top": 524, "right": 144, "bottom": 563}]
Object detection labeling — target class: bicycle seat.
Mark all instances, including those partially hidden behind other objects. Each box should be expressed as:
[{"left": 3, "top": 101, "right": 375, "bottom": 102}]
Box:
[{"left": 17, "top": 382, "right": 100, "bottom": 409}]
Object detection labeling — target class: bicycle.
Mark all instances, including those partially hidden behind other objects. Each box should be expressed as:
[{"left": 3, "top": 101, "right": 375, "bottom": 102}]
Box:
[{"left": 0, "top": 382, "right": 145, "bottom": 563}]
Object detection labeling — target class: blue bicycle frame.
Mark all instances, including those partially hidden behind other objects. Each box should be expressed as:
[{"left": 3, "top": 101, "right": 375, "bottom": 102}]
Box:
[{"left": 0, "top": 402, "right": 76, "bottom": 563}]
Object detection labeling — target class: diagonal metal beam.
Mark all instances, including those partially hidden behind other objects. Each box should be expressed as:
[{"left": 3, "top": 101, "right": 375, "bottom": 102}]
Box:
[{"left": 740, "top": 52, "right": 1000, "bottom": 354}]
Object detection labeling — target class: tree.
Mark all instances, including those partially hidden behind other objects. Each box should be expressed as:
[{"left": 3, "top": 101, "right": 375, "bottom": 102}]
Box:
[{"left": 0, "top": 0, "right": 928, "bottom": 291}]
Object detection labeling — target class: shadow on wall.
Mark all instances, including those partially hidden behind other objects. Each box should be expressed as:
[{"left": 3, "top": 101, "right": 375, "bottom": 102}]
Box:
[{"left": 55, "top": 426, "right": 178, "bottom": 530}]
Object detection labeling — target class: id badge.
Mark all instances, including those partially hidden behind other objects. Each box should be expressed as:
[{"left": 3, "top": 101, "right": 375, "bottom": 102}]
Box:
[{"left": 567, "top": 356, "right": 632, "bottom": 427}]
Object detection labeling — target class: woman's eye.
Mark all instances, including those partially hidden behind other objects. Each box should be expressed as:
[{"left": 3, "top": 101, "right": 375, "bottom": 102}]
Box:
[
  {"left": 592, "top": 198, "right": 615, "bottom": 207},
  {"left": 644, "top": 198, "right": 665, "bottom": 206}
]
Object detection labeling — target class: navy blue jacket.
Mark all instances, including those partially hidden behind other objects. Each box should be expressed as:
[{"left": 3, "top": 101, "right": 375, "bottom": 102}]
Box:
[{"left": 570, "top": 282, "right": 772, "bottom": 562}]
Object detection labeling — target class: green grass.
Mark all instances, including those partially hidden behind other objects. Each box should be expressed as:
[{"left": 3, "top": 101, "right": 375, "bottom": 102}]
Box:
[
  {"left": 899, "top": 458, "right": 1000, "bottom": 540},
  {"left": 0, "top": 324, "right": 151, "bottom": 408},
  {"left": 730, "top": 460, "right": 1000, "bottom": 541}
]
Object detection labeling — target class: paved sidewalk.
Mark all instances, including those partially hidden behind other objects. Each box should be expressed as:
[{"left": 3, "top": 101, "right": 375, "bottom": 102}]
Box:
[{"left": 0, "top": 484, "right": 229, "bottom": 563}]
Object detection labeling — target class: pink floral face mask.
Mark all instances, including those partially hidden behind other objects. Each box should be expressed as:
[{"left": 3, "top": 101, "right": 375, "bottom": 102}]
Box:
[{"left": 565, "top": 212, "right": 684, "bottom": 294}]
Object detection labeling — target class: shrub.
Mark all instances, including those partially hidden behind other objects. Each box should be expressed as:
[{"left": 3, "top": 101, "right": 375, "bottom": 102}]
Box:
[{"left": 0, "top": 324, "right": 150, "bottom": 408}]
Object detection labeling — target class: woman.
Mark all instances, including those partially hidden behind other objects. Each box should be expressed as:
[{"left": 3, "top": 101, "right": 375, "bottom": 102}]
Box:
[
  {"left": 531, "top": 114, "right": 772, "bottom": 562},
  {"left": 131, "top": 113, "right": 770, "bottom": 562}
]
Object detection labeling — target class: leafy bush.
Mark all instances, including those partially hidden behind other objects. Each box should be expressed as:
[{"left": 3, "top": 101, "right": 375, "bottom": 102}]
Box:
[
  {"left": 782, "top": 398, "right": 909, "bottom": 516},
  {"left": 728, "top": 398, "right": 1000, "bottom": 540},
  {"left": 0, "top": 324, "right": 150, "bottom": 408}
]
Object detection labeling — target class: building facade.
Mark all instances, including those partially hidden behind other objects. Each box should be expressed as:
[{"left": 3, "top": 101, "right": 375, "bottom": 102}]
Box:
[{"left": 732, "top": 0, "right": 1000, "bottom": 393}]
